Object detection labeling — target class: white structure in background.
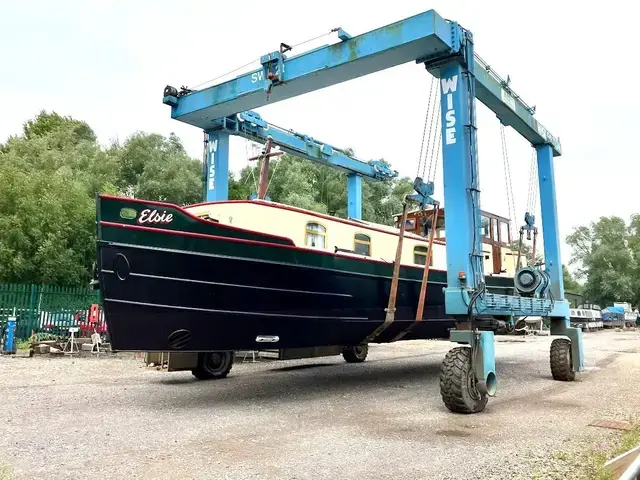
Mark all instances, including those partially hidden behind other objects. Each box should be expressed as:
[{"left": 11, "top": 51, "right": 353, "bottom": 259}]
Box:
[{"left": 571, "top": 305, "right": 603, "bottom": 332}]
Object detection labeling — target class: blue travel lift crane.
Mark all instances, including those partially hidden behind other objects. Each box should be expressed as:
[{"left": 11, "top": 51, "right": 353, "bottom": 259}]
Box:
[
  {"left": 203, "top": 110, "right": 398, "bottom": 219},
  {"left": 162, "top": 8, "right": 584, "bottom": 414}
]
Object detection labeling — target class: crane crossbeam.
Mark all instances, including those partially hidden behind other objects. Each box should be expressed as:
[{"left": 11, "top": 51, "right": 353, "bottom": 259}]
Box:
[
  {"left": 163, "top": 9, "right": 561, "bottom": 156},
  {"left": 213, "top": 111, "right": 398, "bottom": 181}
]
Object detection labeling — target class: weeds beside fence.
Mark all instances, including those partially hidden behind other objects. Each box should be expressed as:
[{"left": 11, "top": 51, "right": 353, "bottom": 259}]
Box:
[{"left": 0, "top": 284, "right": 103, "bottom": 340}]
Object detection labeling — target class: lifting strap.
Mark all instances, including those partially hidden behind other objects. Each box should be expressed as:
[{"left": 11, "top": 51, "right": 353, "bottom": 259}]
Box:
[
  {"left": 391, "top": 203, "right": 440, "bottom": 341},
  {"left": 362, "top": 201, "right": 410, "bottom": 344}
]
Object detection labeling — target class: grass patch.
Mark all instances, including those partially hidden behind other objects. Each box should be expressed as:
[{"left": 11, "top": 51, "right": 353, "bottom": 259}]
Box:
[
  {"left": 15, "top": 339, "right": 30, "bottom": 350},
  {"left": 550, "top": 423, "right": 640, "bottom": 479},
  {"left": 0, "top": 462, "right": 13, "bottom": 480},
  {"left": 594, "top": 426, "right": 640, "bottom": 479}
]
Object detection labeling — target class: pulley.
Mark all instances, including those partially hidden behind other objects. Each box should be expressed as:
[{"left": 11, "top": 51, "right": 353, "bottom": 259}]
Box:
[{"left": 514, "top": 266, "right": 550, "bottom": 297}]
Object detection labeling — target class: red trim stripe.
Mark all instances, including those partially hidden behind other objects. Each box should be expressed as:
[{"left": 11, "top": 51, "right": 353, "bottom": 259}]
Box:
[
  {"left": 99, "top": 194, "right": 444, "bottom": 246},
  {"left": 99, "top": 221, "right": 442, "bottom": 272},
  {"left": 99, "top": 194, "right": 296, "bottom": 246}
]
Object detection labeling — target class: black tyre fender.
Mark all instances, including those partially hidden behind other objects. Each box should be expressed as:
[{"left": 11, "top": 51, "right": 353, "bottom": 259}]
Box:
[{"left": 550, "top": 338, "right": 575, "bottom": 381}]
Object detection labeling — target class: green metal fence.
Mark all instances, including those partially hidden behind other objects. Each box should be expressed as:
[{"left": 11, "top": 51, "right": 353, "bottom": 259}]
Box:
[{"left": 0, "top": 284, "right": 101, "bottom": 340}]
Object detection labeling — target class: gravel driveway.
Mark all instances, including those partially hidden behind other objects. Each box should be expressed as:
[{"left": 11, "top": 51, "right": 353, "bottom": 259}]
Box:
[{"left": 1, "top": 330, "right": 638, "bottom": 479}]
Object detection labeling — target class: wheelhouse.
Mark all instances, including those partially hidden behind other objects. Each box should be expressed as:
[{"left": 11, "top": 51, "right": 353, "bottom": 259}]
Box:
[{"left": 393, "top": 207, "right": 516, "bottom": 275}]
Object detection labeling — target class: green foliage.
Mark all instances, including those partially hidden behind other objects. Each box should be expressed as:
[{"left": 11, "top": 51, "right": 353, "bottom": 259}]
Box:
[
  {"left": 0, "top": 111, "right": 204, "bottom": 286},
  {"left": 562, "top": 264, "right": 582, "bottom": 294},
  {"left": 31, "top": 332, "right": 61, "bottom": 342},
  {"left": 15, "top": 339, "right": 31, "bottom": 350},
  {"left": 0, "top": 460, "right": 12, "bottom": 480},
  {"left": 23, "top": 110, "right": 96, "bottom": 144},
  {"left": 566, "top": 215, "right": 639, "bottom": 306},
  {"left": 229, "top": 154, "right": 413, "bottom": 225}
]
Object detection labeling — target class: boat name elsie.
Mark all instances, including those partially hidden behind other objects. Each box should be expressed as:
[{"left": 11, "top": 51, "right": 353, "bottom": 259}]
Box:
[{"left": 138, "top": 209, "right": 173, "bottom": 224}]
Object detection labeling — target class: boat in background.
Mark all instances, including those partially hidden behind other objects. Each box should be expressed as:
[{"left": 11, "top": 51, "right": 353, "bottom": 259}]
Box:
[{"left": 569, "top": 305, "right": 603, "bottom": 332}]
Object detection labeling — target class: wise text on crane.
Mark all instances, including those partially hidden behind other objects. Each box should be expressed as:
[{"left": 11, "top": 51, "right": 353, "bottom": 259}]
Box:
[{"left": 441, "top": 75, "right": 458, "bottom": 145}]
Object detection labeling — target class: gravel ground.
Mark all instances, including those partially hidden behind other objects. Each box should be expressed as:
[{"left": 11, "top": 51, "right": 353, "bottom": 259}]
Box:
[{"left": 0, "top": 330, "right": 639, "bottom": 479}]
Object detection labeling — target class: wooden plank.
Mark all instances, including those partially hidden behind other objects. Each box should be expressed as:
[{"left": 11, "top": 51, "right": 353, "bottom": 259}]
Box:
[{"left": 589, "top": 420, "right": 633, "bottom": 431}]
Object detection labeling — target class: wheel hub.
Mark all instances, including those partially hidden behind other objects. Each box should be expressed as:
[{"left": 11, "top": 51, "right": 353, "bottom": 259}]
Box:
[
  {"left": 467, "top": 370, "right": 482, "bottom": 401},
  {"left": 206, "top": 352, "right": 226, "bottom": 372}
]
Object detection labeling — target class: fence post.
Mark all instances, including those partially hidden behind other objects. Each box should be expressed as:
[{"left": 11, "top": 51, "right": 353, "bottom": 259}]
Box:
[{"left": 28, "top": 284, "right": 38, "bottom": 339}]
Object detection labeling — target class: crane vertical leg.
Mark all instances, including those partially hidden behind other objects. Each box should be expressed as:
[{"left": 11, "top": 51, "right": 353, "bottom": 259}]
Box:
[
  {"left": 347, "top": 174, "right": 362, "bottom": 220},
  {"left": 536, "top": 144, "right": 583, "bottom": 376},
  {"left": 205, "top": 131, "right": 230, "bottom": 202},
  {"left": 435, "top": 33, "right": 496, "bottom": 413}
]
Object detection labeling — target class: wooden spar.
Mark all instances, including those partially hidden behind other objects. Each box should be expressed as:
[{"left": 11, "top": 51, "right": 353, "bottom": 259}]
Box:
[
  {"left": 516, "top": 227, "right": 524, "bottom": 270},
  {"left": 363, "top": 200, "right": 410, "bottom": 344},
  {"left": 247, "top": 139, "right": 284, "bottom": 200},
  {"left": 257, "top": 139, "right": 273, "bottom": 200},
  {"left": 391, "top": 204, "right": 440, "bottom": 341}
]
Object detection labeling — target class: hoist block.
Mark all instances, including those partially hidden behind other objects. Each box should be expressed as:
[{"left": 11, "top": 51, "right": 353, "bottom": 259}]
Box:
[
  {"left": 260, "top": 51, "right": 285, "bottom": 90},
  {"left": 406, "top": 177, "right": 438, "bottom": 208}
]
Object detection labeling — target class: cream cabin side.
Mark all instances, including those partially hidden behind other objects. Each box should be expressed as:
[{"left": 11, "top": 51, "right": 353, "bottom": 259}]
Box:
[{"left": 185, "top": 201, "right": 448, "bottom": 269}]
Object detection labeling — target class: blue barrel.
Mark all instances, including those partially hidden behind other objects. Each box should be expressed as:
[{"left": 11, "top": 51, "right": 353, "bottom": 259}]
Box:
[{"left": 3, "top": 317, "right": 16, "bottom": 353}]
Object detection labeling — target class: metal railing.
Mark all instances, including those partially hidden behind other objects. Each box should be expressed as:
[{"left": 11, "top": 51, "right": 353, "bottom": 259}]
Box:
[{"left": 0, "top": 283, "right": 102, "bottom": 340}]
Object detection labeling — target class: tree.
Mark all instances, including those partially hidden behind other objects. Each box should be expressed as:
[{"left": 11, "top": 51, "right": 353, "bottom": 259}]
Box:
[
  {"left": 0, "top": 112, "right": 205, "bottom": 286},
  {"left": 562, "top": 264, "right": 582, "bottom": 293},
  {"left": 566, "top": 216, "right": 635, "bottom": 307},
  {"left": 0, "top": 160, "right": 95, "bottom": 286},
  {"left": 229, "top": 153, "right": 414, "bottom": 225},
  {"left": 23, "top": 110, "right": 97, "bottom": 145}
]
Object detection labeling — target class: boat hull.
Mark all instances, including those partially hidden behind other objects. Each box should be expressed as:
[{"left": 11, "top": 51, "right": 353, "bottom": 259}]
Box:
[{"left": 96, "top": 196, "right": 515, "bottom": 352}]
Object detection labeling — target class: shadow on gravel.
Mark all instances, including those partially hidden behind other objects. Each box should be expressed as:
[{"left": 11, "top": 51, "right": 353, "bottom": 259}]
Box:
[
  {"left": 146, "top": 360, "right": 444, "bottom": 410},
  {"left": 271, "top": 363, "right": 335, "bottom": 372}
]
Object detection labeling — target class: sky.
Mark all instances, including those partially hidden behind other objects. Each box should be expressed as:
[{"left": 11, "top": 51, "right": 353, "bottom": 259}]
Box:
[{"left": 2, "top": 0, "right": 639, "bottom": 269}]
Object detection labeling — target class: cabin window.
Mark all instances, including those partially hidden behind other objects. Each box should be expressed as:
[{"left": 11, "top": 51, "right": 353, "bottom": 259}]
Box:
[
  {"left": 414, "top": 245, "right": 432, "bottom": 266},
  {"left": 481, "top": 216, "right": 490, "bottom": 238},
  {"left": 491, "top": 219, "right": 499, "bottom": 242},
  {"left": 499, "top": 221, "right": 511, "bottom": 245},
  {"left": 354, "top": 233, "right": 371, "bottom": 256},
  {"left": 305, "top": 222, "right": 326, "bottom": 248}
]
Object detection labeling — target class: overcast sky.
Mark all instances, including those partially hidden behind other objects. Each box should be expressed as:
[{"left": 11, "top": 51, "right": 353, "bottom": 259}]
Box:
[{"left": 2, "top": 0, "right": 638, "bottom": 268}]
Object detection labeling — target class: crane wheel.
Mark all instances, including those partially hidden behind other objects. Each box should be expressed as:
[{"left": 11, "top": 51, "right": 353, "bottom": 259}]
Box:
[
  {"left": 440, "top": 347, "right": 488, "bottom": 414},
  {"left": 192, "top": 351, "right": 234, "bottom": 380},
  {"left": 550, "top": 338, "right": 575, "bottom": 381},
  {"left": 342, "top": 344, "right": 368, "bottom": 363}
]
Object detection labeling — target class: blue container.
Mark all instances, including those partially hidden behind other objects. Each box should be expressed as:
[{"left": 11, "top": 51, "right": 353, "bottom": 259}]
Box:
[{"left": 3, "top": 317, "right": 16, "bottom": 353}]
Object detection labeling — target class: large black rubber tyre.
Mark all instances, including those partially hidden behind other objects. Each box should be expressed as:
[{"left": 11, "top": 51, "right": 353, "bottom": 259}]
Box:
[
  {"left": 439, "top": 347, "right": 488, "bottom": 414},
  {"left": 192, "top": 351, "right": 234, "bottom": 380},
  {"left": 342, "top": 344, "right": 368, "bottom": 363},
  {"left": 550, "top": 338, "right": 575, "bottom": 381}
]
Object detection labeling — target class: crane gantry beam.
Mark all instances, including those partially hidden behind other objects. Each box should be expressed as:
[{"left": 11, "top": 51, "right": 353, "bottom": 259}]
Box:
[
  {"left": 163, "top": 9, "right": 561, "bottom": 156},
  {"left": 208, "top": 110, "right": 398, "bottom": 218}
]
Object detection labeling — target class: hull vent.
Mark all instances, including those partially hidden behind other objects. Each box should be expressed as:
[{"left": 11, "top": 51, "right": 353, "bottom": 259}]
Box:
[{"left": 167, "top": 329, "right": 192, "bottom": 349}]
